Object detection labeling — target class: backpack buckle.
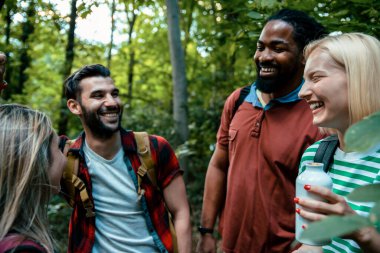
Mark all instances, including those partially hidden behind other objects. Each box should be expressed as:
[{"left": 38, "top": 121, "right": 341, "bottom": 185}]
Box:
[
  {"left": 137, "top": 165, "right": 147, "bottom": 177},
  {"left": 85, "top": 207, "right": 96, "bottom": 218}
]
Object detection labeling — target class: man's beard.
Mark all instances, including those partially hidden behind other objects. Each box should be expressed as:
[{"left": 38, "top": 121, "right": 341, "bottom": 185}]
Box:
[
  {"left": 255, "top": 76, "right": 279, "bottom": 93},
  {"left": 255, "top": 63, "right": 299, "bottom": 94},
  {"left": 81, "top": 105, "right": 122, "bottom": 139}
]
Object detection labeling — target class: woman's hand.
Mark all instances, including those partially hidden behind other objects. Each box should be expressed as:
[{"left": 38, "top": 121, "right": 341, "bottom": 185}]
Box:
[
  {"left": 295, "top": 185, "right": 356, "bottom": 222},
  {"left": 292, "top": 244, "right": 322, "bottom": 253},
  {"left": 295, "top": 185, "right": 380, "bottom": 253}
]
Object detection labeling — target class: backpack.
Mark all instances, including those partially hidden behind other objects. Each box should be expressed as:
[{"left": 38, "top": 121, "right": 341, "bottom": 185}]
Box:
[
  {"left": 61, "top": 132, "right": 178, "bottom": 253},
  {"left": 134, "top": 132, "right": 178, "bottom": 253},
  {"left": 231, "top": 85, "right": 250, "bottom": 119},
  {"left": 61, "top": 139, "right": 95, "bottom": 218},
  {"left": 0, "top": 234, "right": 46, "bottom": 253},
  {"left": 313, "top": 135, "right": 339, "bottom": 172}
]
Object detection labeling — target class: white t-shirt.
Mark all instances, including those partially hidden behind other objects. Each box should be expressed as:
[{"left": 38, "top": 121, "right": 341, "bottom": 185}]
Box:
[{"left": 83, "top": 141, "right": 158, "bottom": 253}]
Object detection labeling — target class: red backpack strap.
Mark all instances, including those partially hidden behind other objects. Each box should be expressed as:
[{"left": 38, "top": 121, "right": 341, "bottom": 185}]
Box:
[{"left": 0, "top": 234, "right": 46, "bottom": 253}]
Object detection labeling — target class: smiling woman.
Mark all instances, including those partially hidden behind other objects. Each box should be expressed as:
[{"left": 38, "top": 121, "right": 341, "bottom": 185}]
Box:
[
  {"left": 295, "top": 33, "right": 380, "bottom": 253},
  {"left": 0, "top": 104, "right": 67, "bottom": 253},
  {"left": 301, "top": 48, "right": 349, "bottom": 133}
]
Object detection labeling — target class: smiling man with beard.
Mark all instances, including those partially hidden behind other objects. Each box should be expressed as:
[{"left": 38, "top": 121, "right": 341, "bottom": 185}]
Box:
[
  {"left": 197, "top": 9, "right": 327, "bottom": 253},
  {"left": 78, "top": 75, "right": 123, "bottom": 139},
  {"left": 60, "top": 64, "right": 191, "bottom": 253}
]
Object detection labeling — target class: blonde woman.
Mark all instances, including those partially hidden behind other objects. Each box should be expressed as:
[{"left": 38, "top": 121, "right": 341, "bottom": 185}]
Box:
[
  {"left": 295, "top": 33, "right": 380, "bottom": 253},
  {"left": 0, "top": 104, "right": 66, "bottom": 253}
]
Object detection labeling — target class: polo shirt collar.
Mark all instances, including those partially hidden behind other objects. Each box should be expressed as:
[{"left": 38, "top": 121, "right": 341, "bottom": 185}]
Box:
[{"left": 245, "top": 80, "right": 304, "bottom": 110}]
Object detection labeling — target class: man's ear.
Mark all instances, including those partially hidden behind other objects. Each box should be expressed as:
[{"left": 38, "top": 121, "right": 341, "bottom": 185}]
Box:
[
  {"left": 300, "top": 54, "right": 306, "bottom": 65},
  {"left": 67, "top": 99, "right": 82, "bottom": 116}
]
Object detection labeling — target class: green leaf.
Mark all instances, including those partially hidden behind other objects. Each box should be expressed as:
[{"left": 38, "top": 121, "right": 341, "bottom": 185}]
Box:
[
  {"left": 348, "top": 184, "right": 380, "bottom": 202},
  {"left": 300, "top": 215, "right": 371, "bottom": 241},
  {"left": 248, "top": 31, "right": 260, "bottom": 38},
  {"left": 259, "top": 0, "right": 278, "bottom": 8},
  {"left": 334, "top": 9, "right": 350, "bottom": 17},
  {"left": 350, "top": 0, "right": 374, "bottom": 3},
  {"left": 344, "top": 110, "right": 380, "bottom": 152},
  {"left": 369, "top": 201, "right": 380, "bottom": 232},
  {"left": 247, "top": 11, "right": 262, "bottom": 20}
]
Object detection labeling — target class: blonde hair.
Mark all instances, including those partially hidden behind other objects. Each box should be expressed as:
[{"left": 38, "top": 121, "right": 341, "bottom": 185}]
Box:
[
  {"left": 304, "top": 33, "right": 380, "bottom": 125},
  {"left": 0, "top": 104, "right": 54, "bottom": 252}
]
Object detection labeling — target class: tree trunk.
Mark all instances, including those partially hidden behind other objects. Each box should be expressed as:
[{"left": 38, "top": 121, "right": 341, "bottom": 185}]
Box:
[
  {"left": 2, "top": 2, "right": 13, "bottom": 99},
  {"left": 58, "top": 0, "right": 77, "bottom": 135},
  {"left": 124, "top": 1, "right": 137, "bottom": 107},
  {"left": 0, "top": 0, "right": 4, "bottom": 11},
  {"left": 5, "top": 4, "right": 11, "bottom": 57},
  {"left": 127, "top": 50, "right": 135, "bottom": 106},
  {"left": 107, "top": 0, "right": 116, "bottom": 69},
  {"left": 183, "top": 0, "right": 195, "bottom": 56},
  {"left": 17, "top": 0, "right": 36, "bottom": 95},
  {"left": 166, "top": 0, "right": 189, "bottom": 178}
]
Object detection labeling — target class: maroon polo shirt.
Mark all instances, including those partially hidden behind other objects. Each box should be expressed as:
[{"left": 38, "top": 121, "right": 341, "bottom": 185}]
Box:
[{"left": 217, "top": 87, "right": 324, "bottom": 253}]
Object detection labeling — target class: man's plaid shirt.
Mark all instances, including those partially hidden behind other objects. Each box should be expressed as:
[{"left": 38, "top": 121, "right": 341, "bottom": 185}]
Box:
[{"left": 60, "top": 129, "right": 181, "bottom": 253}]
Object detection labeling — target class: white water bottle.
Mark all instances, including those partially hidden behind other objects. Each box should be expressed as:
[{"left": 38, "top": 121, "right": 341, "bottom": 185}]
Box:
[{"left": 295, "top": 162, "right": 333, "bottom": 246}]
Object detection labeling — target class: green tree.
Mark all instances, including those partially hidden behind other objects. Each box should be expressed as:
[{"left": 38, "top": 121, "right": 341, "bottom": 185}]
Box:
[
  {"left": 58, "top": 0, "right": 78, "bottom": 136},
  {"left": 166, "top": 0, "right": 189, "bottom": 177}
]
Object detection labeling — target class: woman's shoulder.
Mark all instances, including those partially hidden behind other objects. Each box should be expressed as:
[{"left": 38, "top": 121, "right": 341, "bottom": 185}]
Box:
[
  {"left": 301, "top": 139, "right": 323, "bottom": 160},
  {"left": 0, "top": 234, "right": 46, "bottom": 253},
  {"left": 299, "top": 139, "right": 327, "bottom": 174}
]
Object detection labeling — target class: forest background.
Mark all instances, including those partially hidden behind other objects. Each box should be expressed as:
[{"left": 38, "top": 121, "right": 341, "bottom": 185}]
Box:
[{"left": 0, "top": 0, "right": 379, "bottom": 251}]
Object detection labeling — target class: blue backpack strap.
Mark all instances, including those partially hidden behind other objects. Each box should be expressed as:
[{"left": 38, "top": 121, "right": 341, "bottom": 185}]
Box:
[
  {"left": 232, "top": 85, "right": 251, "bottom": 119},
  {"left": 314, "top": 135, "right": 339, "bottom": 173}
]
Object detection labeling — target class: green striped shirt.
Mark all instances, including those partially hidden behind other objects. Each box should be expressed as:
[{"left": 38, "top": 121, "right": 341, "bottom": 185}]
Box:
[{"left": 299, "top": 140, "right": 380, "bottom": 253}]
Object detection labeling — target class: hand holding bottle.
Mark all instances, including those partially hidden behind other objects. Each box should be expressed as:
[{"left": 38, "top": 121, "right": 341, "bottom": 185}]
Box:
[
  {"left": 295, "top": 162, "right": 333, "bottom": 245},
  {"left": 295, "top": 184, "right": 356, "bottom": 222},
  {"left": 294, "top": 184, "right": 358, "bottom": 246}
]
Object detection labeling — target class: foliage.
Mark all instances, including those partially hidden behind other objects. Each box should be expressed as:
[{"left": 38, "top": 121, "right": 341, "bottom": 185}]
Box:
[
  {"left": 301, "top": 214, "right": 372, "bottom": 241},
  {"left": 301, "top": 110, "right": 380, "bottom": 242},
  {"left": 48, "top": 196, "right": 71, "bottom": 253},
  {"left": 345, "top": 110, "right": 380, "bottom": 152}
]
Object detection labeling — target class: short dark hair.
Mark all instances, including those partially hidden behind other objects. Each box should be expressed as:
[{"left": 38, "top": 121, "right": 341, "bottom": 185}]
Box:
[
  {"left": 267, "top": 9, "right": 327, "bottom": 51},
  {"left": 64, "top": 64, "right": 111, "bottom": 100}
]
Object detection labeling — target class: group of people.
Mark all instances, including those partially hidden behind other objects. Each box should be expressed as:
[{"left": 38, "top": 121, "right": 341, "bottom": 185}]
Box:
[{"left": 0, "top": 7, "right": 379, "bottom": 253}]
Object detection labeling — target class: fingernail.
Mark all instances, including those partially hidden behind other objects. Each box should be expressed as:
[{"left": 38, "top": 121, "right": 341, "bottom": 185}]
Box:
[
  {"left": 302, "top": 224, "right": 306, "bottom": 229},
  {"left": 304, "top": 185, "right": 311, "bottom": 191},
  {"left": 295, "top": 208, "right": 300, "bottom": 214},
  {"left": 294, "top": 197, "right": 299, "bottom": 203}
]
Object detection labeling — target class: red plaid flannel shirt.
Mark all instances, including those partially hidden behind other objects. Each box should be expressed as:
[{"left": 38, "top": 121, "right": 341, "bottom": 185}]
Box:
[{"left": 60, "top": 129, "right": 181, "bottom": 253}]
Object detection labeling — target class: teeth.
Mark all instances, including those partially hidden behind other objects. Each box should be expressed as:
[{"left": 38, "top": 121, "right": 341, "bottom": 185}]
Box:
[
  {"left": 310, "top": 102, "right": 324, "bottom": 110},
  {"left": 102, "top": 113, "right": 118, "bottom": 117},
  {"left": 261, "top": 67, "right": 276, "bottom": 72}
]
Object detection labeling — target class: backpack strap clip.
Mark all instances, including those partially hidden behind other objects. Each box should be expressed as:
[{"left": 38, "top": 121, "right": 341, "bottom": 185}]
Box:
[{"left": 134, "top": 132, "right": 157, "bottom": 197}]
